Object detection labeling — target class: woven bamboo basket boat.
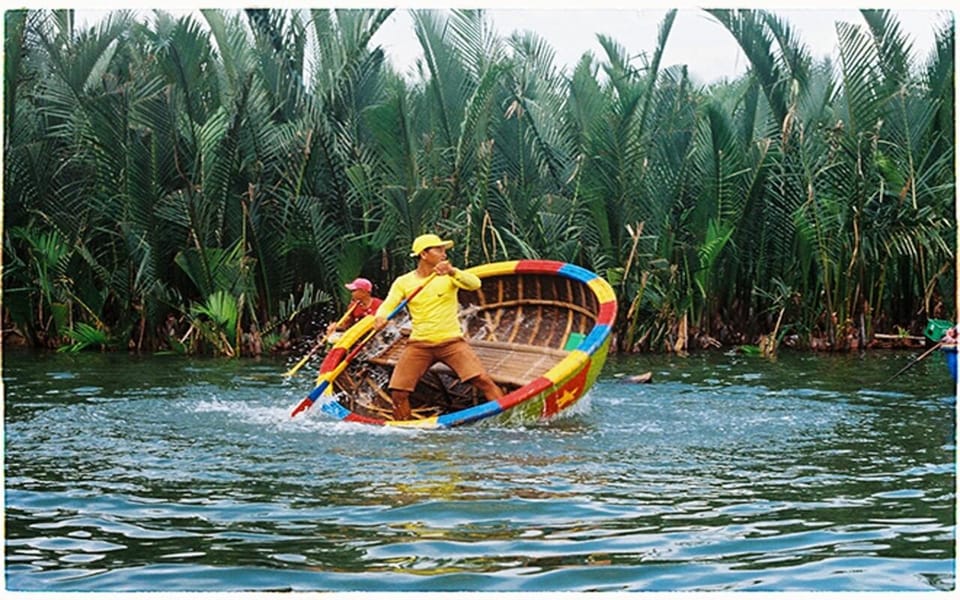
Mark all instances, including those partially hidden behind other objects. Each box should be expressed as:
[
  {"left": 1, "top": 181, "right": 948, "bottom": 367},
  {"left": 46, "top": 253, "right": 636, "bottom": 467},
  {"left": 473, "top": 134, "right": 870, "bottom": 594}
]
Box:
[{"left": 311, "top": 260, "right": 616, "bottom": 428}]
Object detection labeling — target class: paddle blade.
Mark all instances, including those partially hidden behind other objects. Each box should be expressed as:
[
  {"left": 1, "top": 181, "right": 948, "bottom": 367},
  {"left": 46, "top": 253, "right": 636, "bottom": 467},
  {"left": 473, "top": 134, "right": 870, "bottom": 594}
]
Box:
[
  {"left": 290, "top": 376, "right": 335, "bottom": 418},
  {"left": 290, "top": 397, "right": 313, "bottom": 418}
]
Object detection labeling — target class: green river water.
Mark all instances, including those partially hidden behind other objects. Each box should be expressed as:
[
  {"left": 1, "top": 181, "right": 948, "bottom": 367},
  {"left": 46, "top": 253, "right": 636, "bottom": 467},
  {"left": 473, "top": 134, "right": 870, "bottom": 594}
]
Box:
[{"left": 2, "top": 348, "right": 955, "bottom": 592}]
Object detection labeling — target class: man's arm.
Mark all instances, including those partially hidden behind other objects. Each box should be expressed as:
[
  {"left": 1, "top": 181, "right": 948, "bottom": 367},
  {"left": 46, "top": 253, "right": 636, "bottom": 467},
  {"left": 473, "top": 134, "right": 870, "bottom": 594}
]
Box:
[
  {"left": 374, "top": 279, "right": 406, "bottom": 329},
  {"left": 436, "top": 261, "right": 481, "bottom": 291}
]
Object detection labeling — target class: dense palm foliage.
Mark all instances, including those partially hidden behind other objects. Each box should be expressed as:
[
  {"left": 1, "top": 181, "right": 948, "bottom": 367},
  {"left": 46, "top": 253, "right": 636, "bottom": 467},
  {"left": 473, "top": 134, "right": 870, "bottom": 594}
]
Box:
[{"left": 3, "top": 8, "right": 955, "bottom": 355}]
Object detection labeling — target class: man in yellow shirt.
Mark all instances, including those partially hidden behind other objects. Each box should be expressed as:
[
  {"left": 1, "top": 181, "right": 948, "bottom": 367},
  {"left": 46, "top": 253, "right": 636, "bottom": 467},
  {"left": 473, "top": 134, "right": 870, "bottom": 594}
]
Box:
[{"left": 374, "top": 234, "right": 503, "bottom": 420}]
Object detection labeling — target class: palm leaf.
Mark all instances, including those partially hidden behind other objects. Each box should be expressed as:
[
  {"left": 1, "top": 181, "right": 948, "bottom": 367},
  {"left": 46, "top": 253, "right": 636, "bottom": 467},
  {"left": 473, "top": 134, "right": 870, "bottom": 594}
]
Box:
[
  {"left": 707, "top": 9, "right": 789, "bottom": 127},
  {"left": 860, "top": 9, "right": 912, "bottom": 89},
  {"left": 58, "top": 322, "right": 110, "bottom": 353},
  {"left": 412, "top": 9, "right": 468, "bottom": 148},
  {"left": 835, "top": 20, "right": 885, "bottom": 136}
]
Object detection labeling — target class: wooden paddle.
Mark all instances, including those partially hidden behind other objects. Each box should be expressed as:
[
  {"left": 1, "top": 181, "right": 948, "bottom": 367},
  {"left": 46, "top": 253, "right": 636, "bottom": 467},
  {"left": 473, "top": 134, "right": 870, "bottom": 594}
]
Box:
[
  {"left": 282, "top": 301, "right": 358, "bottom": 378},
  {"left": 887, "top": 341, "right": 944, "bottom": 382},
  {"left": 289, "top": 273, "right": 437, "bottom": 418}
]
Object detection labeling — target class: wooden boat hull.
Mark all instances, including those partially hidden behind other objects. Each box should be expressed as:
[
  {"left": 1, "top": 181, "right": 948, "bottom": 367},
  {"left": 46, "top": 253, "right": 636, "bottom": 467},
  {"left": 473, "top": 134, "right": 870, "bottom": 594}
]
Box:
[{"left": 313, "top": 260, "right": 616, "bottom": 428}]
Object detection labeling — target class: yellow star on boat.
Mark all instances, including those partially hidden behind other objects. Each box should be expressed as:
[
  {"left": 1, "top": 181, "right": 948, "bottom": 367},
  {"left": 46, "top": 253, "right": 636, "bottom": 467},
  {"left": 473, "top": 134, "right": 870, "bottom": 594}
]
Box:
[{"left": 556, "top": 386, "right": 579, "bottom": 409}]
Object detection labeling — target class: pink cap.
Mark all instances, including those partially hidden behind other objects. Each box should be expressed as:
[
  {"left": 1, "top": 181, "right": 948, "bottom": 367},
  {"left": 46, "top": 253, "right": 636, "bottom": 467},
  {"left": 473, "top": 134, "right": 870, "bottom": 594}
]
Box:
[{"left": 344, "top": 277, "right": 372, "bottom": 292}]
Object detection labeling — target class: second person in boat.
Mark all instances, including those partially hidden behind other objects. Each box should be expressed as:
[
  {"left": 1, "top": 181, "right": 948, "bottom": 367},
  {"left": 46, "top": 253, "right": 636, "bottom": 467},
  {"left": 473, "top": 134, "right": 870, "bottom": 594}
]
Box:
[
  {"left": 325, "top": 277, "right": 383, "bottom": 343},
  {"left": 374, "top": 233, "right": 504, "bottom": 420}
]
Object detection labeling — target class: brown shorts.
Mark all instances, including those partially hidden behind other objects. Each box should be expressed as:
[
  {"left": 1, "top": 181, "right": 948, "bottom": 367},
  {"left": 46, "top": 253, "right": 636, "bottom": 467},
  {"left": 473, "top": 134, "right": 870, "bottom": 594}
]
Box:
[{"left": 388, "top": 338, "right": 486, "bottom": 392}]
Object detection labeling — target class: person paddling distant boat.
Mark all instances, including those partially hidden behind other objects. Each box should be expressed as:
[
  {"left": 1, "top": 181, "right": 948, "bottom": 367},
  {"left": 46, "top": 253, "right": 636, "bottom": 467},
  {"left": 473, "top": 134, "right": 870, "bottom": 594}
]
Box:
[{"left": 374, "top": 234, "right": 503, "bottom": 420}]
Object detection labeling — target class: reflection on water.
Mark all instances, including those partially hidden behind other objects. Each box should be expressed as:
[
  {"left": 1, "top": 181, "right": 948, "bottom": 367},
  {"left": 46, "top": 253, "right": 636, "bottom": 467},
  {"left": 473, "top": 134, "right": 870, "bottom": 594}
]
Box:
[{"left": 3, "top": 349, "right": 955, "bottom": 592}]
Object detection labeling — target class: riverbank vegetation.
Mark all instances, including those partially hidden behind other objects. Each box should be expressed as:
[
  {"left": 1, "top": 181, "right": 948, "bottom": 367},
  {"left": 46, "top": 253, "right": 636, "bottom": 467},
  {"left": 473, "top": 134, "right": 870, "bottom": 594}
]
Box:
[{"left": 3, "top": 8, "right": 955, "bottom": 356}]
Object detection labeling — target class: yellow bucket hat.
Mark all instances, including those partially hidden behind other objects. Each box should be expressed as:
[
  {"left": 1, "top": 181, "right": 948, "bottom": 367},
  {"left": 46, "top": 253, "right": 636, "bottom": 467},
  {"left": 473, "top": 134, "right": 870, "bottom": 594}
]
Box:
[{"left": 410, "top": 234, "right": 454, "bottom": 256}]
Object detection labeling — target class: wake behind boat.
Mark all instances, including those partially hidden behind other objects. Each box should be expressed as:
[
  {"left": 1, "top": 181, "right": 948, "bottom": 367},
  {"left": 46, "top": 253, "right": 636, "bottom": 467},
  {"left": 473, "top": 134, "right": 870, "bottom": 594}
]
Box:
[{"left": 300, "top": 260, "right": 616, "bottom": 428}]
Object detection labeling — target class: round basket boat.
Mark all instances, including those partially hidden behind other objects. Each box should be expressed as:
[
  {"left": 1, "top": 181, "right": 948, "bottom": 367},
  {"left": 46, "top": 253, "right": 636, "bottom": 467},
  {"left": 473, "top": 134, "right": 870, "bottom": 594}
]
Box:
[{"left": 310, "top": 260, "right": 616, "bottom": 428}]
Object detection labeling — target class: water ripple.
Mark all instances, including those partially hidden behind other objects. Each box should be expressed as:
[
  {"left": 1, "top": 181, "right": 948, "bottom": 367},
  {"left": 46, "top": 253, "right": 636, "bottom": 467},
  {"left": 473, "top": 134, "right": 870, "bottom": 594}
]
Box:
[{"left": 3, "top": 350, "right": 955, "bottom": 592}]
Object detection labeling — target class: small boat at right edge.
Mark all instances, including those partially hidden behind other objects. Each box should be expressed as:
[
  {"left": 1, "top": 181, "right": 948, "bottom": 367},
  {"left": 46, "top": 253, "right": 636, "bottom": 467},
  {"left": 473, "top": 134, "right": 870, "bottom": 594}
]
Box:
[{"left": 925, "top": 319, "right": 958, "bottom": 383}]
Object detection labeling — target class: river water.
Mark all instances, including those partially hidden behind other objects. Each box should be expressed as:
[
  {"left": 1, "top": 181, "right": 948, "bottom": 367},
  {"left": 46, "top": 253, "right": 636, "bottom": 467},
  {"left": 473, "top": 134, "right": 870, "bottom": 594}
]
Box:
[{"left": 2, "top": 348, "right": 955, "bottom": 592}]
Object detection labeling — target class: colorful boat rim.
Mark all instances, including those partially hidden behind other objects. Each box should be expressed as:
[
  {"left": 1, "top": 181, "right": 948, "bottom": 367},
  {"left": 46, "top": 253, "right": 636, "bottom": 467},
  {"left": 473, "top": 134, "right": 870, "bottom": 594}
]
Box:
[{"left": 312, "top": 259, "right": 616, "bottom": 428}]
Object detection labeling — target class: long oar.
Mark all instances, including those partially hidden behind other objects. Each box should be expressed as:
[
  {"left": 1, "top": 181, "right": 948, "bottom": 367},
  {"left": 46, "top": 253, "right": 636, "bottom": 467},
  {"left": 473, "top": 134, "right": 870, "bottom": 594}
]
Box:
[
  {"left": 887, "top": 341, "right": 944, "bottom": 383},
  {"left": 290, "top": 273, "right": 436, "bottom": 418},
  {"left": 282, "top": 301, "right": 358, "bottom": 378}
]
